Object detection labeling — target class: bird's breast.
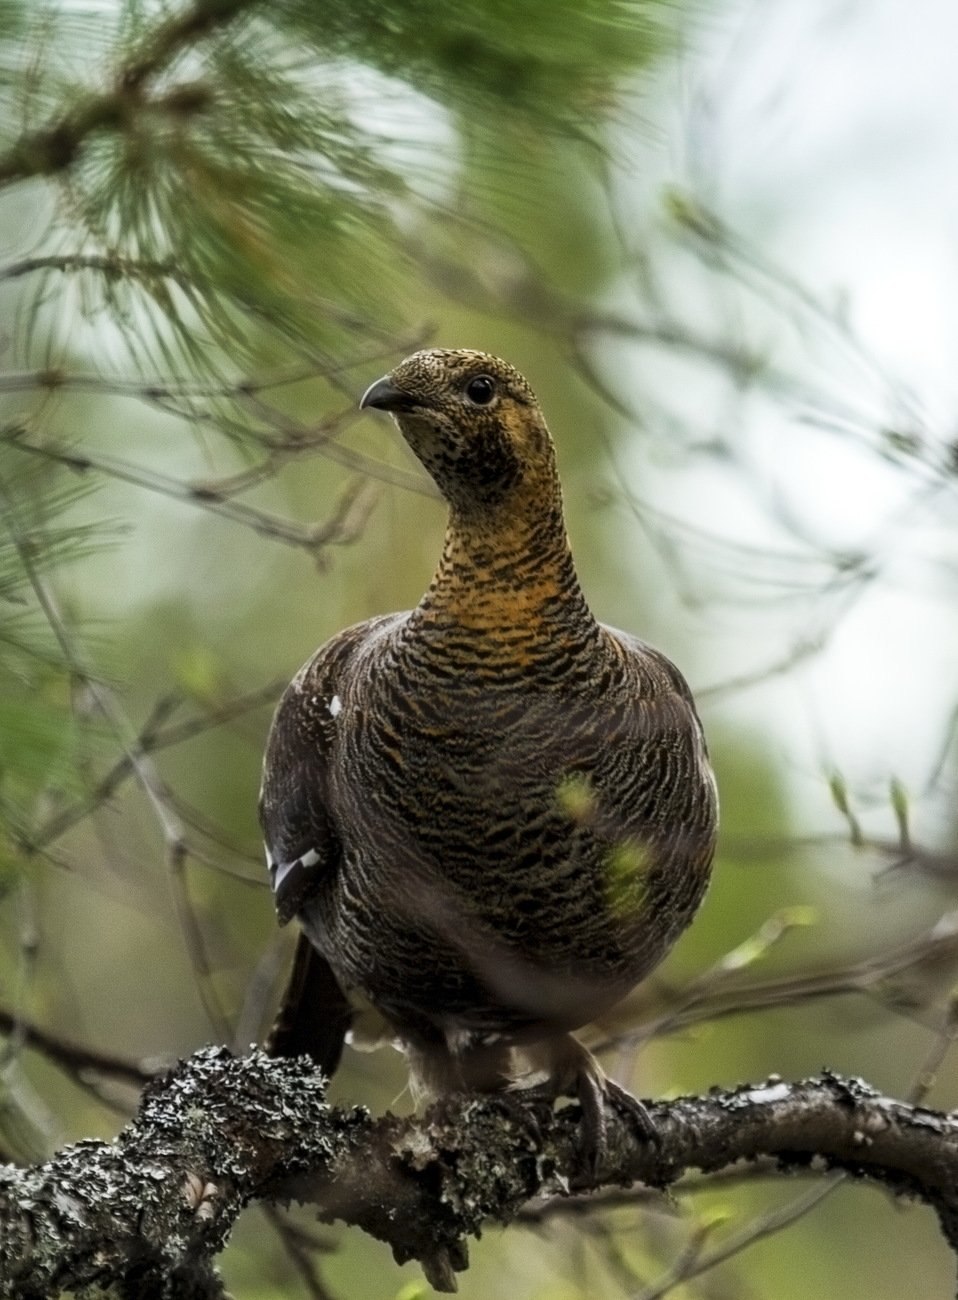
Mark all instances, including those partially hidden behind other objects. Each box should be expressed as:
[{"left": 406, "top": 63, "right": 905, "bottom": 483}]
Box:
[
  {"left": 331, "top": 673, "right": 687, "bottom": 921},
  {"left": 302, "top": 623, "right": 715, "bottom": 1034}
]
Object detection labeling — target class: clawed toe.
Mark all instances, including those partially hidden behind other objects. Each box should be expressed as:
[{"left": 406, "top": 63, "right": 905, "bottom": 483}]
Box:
[
  {"left": 493, "top": 1089, "right": 550, "bottom": 1144},
  {"left": 604, "top": 1077, "right": 659, "bottom": 1145},
  {"left": 577, "top": 1066, "right": 658, "bottom": 1175},
  {"left": 517, "top": 1032, "right": 658, "bottom": 1175}
]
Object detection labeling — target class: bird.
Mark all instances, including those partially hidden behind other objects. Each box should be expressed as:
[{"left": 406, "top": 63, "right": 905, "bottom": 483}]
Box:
[{"left": 259, "top": 348, "right": 718, "bottom": 1162}]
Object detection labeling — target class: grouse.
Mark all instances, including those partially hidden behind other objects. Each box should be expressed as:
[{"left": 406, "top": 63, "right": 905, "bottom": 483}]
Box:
[{"left": 259, "top": 348, "right": 718, "bottom": 1158}]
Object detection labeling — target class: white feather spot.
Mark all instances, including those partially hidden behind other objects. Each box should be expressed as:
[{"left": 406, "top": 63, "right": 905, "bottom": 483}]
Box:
[
  {"left": 272, "top": 842, "right": 321, "bottom": 894},
  {"left": 327, "top": 694, "right": 342, "bottom": 719},
  {"left": 264, "top": 846, "right": 274, "bottom": 869}
]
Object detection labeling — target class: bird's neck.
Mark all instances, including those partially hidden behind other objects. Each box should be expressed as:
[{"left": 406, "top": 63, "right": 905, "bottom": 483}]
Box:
[{"left": 407, "top": 491, "right": 600, "bottom": 664}]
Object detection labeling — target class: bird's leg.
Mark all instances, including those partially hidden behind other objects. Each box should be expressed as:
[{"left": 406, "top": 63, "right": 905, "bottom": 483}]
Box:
[
  {"left": 407, "top": 1034, "right": 549, "bottom": 1144},
  {"left": 519, "top": 1032, "right": 658, "bottom": 1175},
  {"left": 407, "top": 1030, "right": 656, "bottom": 1166},
  {"left": 580, "top": 1072, "right": 659, "bottom": 1174},
  {"left": 406, "top": 1032, "right": 513, "bottom": 1098},
  {"left": 485, "top": 1084, "right": 552, "bottom": 1146}
]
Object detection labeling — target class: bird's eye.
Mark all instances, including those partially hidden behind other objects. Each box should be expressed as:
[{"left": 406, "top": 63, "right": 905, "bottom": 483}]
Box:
[{"left": 464, "top": 375, "right": 496, "bottom": 406}]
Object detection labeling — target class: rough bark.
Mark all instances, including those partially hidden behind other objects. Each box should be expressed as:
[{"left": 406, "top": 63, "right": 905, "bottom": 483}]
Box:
[{"left": 2, "top": 1047, "right": 957, "bottom": 1297}]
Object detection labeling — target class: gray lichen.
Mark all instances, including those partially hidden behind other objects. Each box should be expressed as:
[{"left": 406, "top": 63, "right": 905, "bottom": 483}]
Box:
[
  {"left": 0, "top": 1047, "right": 343, "bottom": 1299},
  {"left": 3, "top": 1055, "right": 958, "bottom": 1297}
]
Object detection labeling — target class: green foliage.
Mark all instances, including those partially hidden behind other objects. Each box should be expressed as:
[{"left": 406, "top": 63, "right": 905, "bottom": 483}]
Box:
[
  {"left": 1, "top": 0, "right": 672, "bottom": 375},
  {"left": 311, "top": 0, "right": 667, "bottom": 127},
  {"left": 0, "top": 446, "right": 114, "bottom": 847}
]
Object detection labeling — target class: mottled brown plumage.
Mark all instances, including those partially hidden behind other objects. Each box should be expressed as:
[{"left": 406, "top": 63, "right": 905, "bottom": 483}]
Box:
[{"left": 260, "top": 349, "right": 717, "bottom": 1157}]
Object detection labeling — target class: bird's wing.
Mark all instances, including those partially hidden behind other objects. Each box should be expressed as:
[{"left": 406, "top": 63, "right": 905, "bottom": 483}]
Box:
[
  {"left": 601, "top": 624, "right": 718, "bottom": 858},
  {"left": 258, "top": 613, "right": 398, "bottom": 923},
  {"left": 258, "top": 613, "right": 401, "bottom": 1070}
]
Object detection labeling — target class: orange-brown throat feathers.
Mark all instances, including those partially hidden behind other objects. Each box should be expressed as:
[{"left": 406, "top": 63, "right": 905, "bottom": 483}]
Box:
[{"left": 413, "top": 478, "right": 597, "bottom": 644}]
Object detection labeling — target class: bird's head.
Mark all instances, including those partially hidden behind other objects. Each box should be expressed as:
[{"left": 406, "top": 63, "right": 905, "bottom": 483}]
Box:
[{"left": 360, "top": 349, "right": 558, "bottom": 516}]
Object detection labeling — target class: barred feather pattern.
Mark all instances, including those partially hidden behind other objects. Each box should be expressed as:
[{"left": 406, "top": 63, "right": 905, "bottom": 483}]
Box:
[{"left": 259, "top": 348, "right": 717, "bottom": 1104}]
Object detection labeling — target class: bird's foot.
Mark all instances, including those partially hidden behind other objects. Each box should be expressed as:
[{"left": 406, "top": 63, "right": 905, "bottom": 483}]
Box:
[
  {"left": 531, "top": 1033, "right": 657, "bottom": 1177},
  {"left": 578, "top": 1071, "right": 658, "bottom": 1176},
  {"left": 492, "top": 1086, "right": 553, "bottom": 1146}
]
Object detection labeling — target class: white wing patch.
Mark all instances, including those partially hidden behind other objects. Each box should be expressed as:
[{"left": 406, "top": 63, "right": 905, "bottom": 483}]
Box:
[
  {"left": 268, "top": 846, "right": 321, "bottom": 894},
  {"left": 327, "top": 694, "right": 343, "bottom": 719}
]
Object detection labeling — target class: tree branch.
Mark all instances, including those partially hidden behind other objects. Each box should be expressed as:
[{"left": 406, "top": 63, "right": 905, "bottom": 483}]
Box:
[
  {"left": 0, "top": 1004, "right": 157, "bottom": 1089},
  {"left": 2, "top": 1048, "right": 958, "bottom": 1298},
  {"left": 0, "top": 0, "right": 254, "bottom": 188}
]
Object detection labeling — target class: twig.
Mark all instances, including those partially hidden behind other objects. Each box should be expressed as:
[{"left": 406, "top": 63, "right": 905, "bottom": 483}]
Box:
[
  {"left": 0, "top": 1004, "right": 157, "bottom": 1087},
  {"left": 517, "top": 1160, "right": 785, "bottom": 1225},
  {"left": 630, "top": 1176, "right": 845, "bottom": 1300},
  {"left": 261, "top": 1206, "right": 337, "bottom": 1300},
  {"left": 4, "top": 432, "right": 379, "bottom": 559},
  {"left": 907, "top": 995, "right": 958, "bottom": 1107},
  {"left": 24, "top": 681, "right": 282, "bottom": 854},
  {"left": 595, "top": 908, "right": 958, "bottom": 1055},
  {"left": 167, "top": 840, "right": 233, "bottom": 1042},
  {"left": 0, "top": 476, "right": 233, "bottom": 1039}
]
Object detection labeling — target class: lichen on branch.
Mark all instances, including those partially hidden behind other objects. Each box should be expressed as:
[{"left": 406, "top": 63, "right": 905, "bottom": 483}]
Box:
[{"left": 2, "top": 1048, "right": 958, "bottom": 1297}]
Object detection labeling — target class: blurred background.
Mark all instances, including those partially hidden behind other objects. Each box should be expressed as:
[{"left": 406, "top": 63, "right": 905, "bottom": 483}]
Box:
[{"left": 2, "top": 0, "right": 958, "bottom": 1296}]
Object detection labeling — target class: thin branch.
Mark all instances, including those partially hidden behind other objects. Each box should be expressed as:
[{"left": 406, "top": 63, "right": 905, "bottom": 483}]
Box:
[
  {"left": 5, "top": 431, "right": 381, "bottom": 559},
  {"left": 516, "top": 1159, "right": 786, "bottom": 1225},
  {"left": 261, "top": 1206, "right": 337, "bottom": 1300},
  {"left": 907, "top": 996, "right": 958, "bottom": 1107},
  {"left": 697, "top": 637, "right": 825, "bottom": 700},
  {"left": 0, "top": 333, "right": 421, "bottom": 399},
  {"left": 239, "top": 394, "right": 438, "bottom": 497},
  {"left": 0, "top": 254, "right": 193, "bottom": 288},
  {"left": 0, "top": 475, "right": 187, "bottom": 847},
  {"left": 631, "top": 1176, "right": 845, "bottom": 1300},
  {"left": 0, "top": 476, "right": 234, "bottom": 1039},
  {"left": 0, "top": 1004, "right": 157, "bottom": 1087},
  {"left": 24, "top": 680, "right": 282, "bottom": 854},
  {"left": 597, "top": 908, "right": 958, "bottom": 1055},
  {"left": 167, "top": 841, "right": 233, "bottom": 1043}
]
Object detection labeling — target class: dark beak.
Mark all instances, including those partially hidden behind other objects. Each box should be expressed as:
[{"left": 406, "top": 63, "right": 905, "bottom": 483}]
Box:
[{"left": 359, "top": 375, "right": 414, "bottom": 412}]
